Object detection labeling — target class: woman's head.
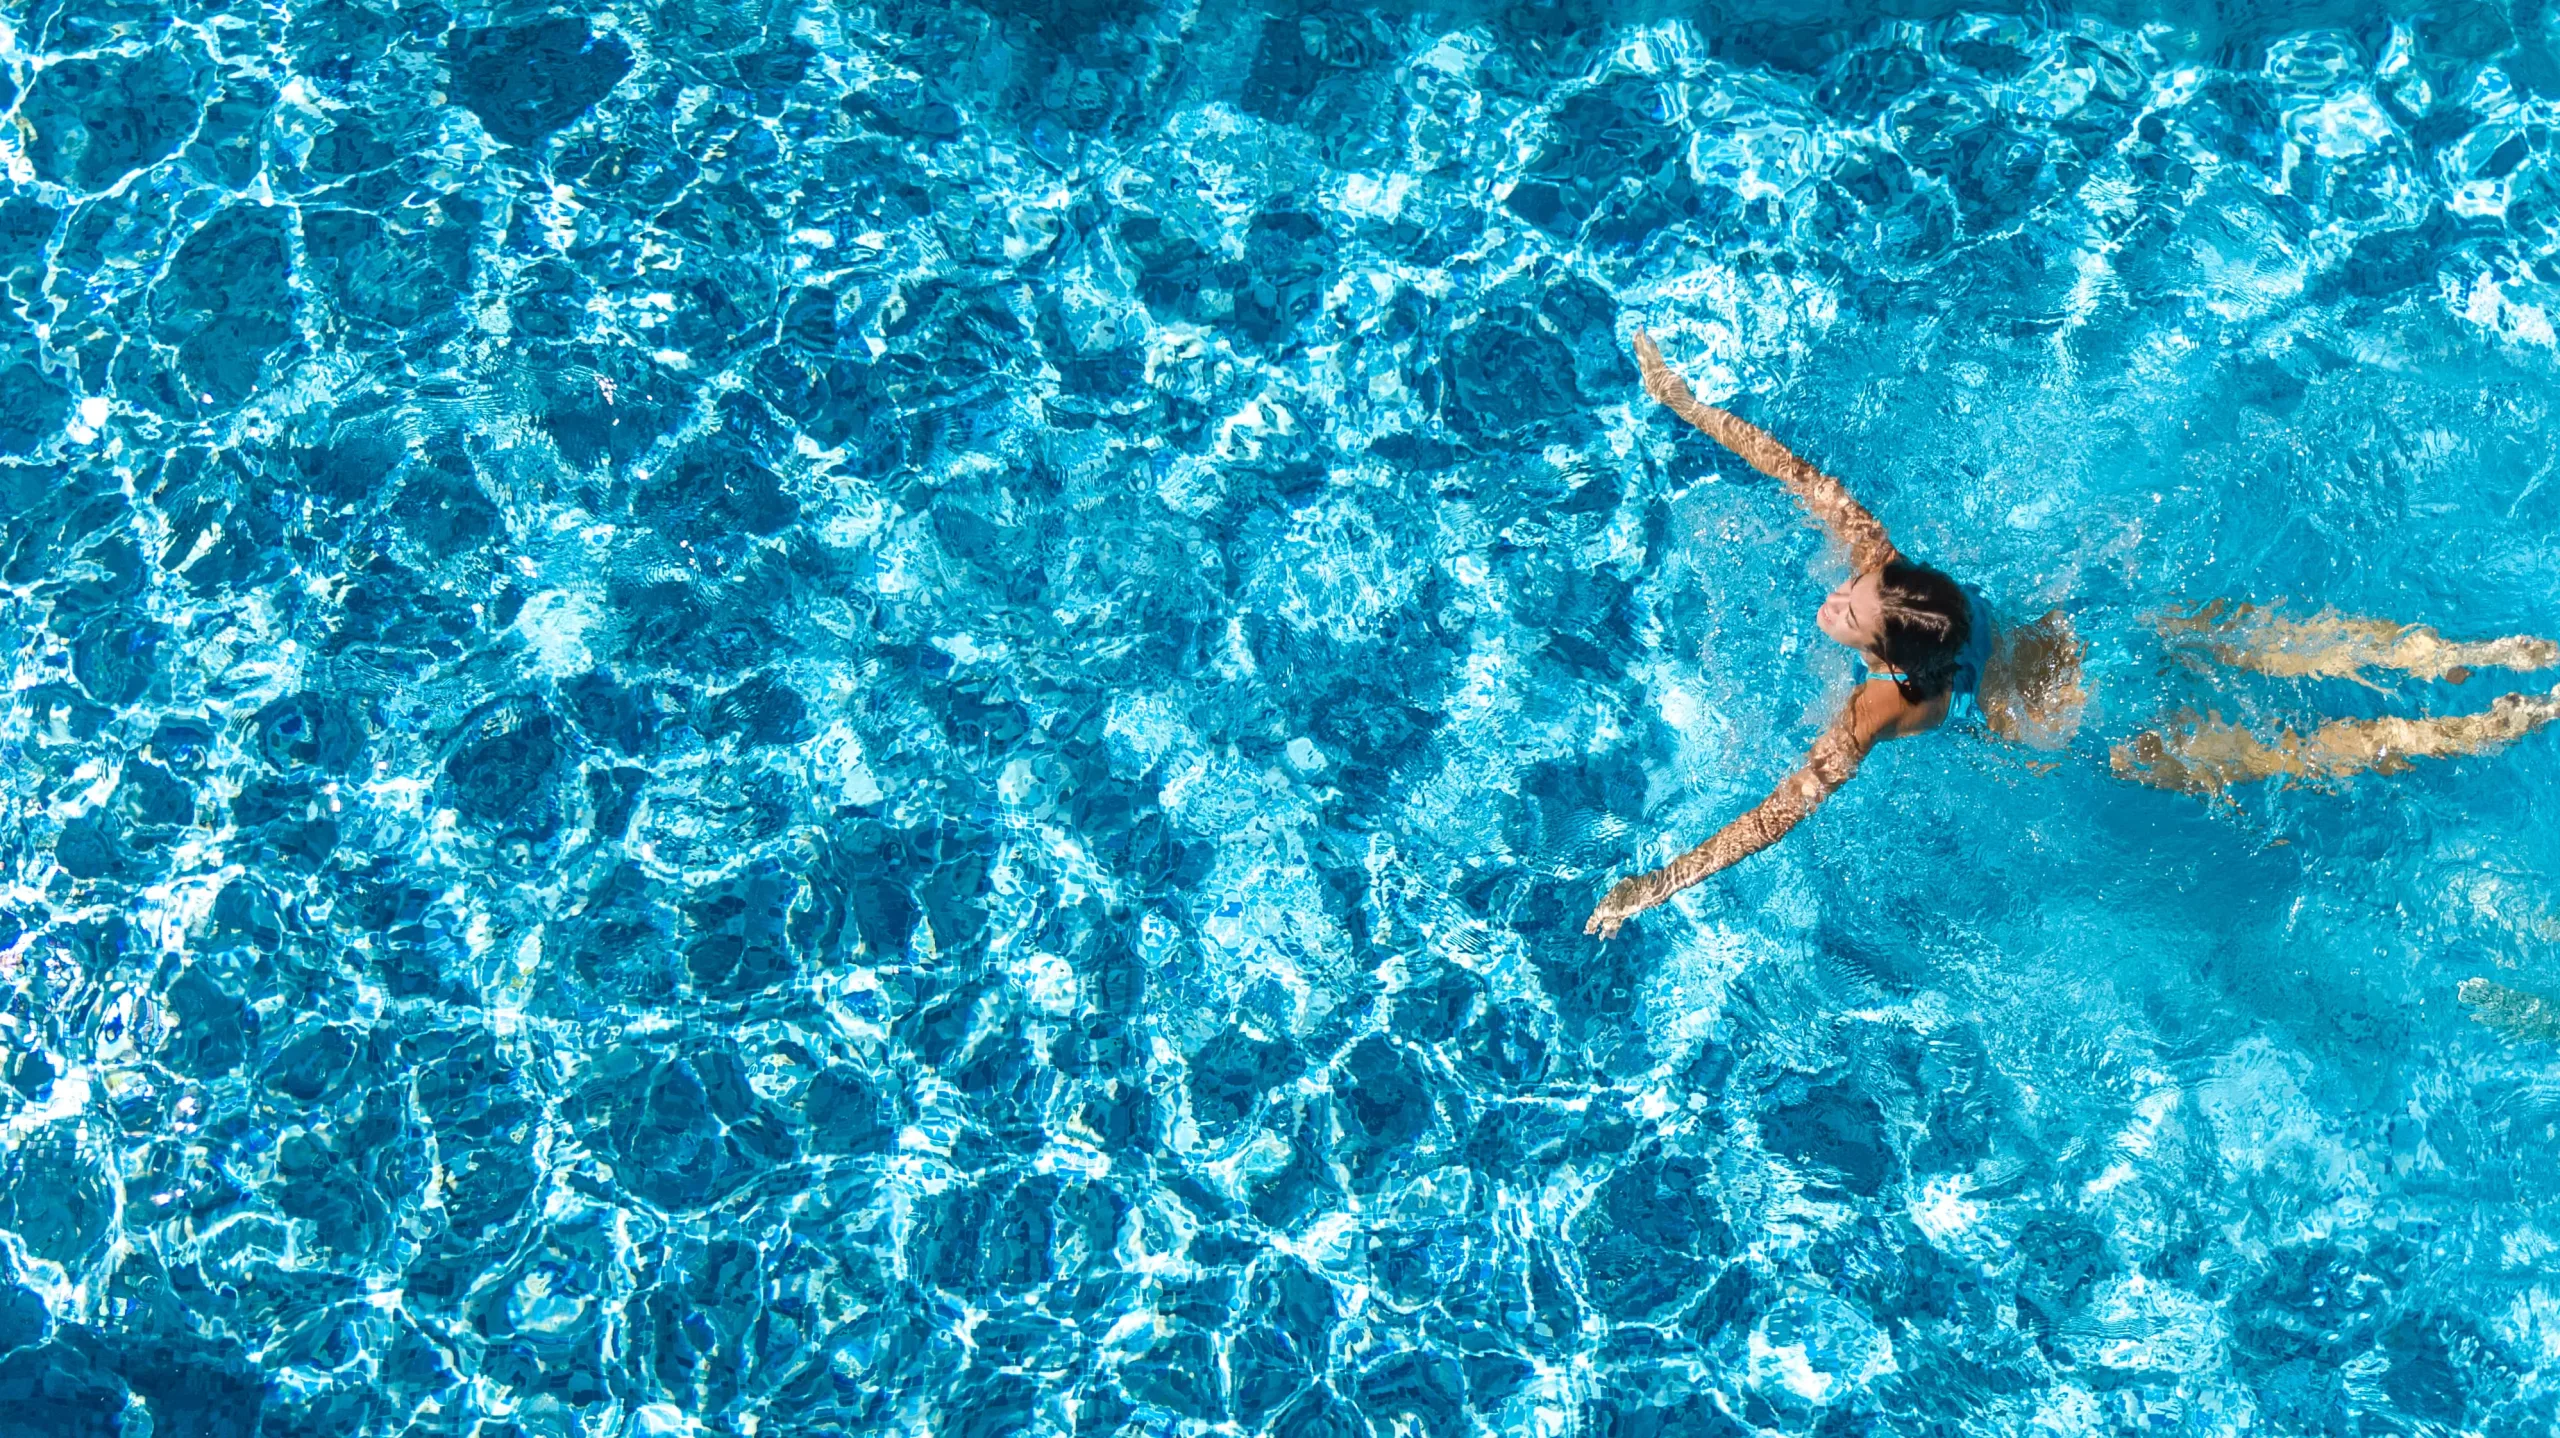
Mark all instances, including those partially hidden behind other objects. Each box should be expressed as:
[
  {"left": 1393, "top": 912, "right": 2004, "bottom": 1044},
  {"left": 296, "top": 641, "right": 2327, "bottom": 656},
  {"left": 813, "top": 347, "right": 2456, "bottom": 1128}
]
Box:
[{"left": 1815, "top": 560, "right": 1971, "bottom": 701}]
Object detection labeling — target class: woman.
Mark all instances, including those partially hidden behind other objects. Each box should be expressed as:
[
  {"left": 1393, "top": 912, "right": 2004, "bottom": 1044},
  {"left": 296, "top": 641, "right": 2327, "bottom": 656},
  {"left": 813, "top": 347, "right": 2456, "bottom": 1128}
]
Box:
[{"left": 1584, "top": 334, "right": 2560, "bottom": 940}]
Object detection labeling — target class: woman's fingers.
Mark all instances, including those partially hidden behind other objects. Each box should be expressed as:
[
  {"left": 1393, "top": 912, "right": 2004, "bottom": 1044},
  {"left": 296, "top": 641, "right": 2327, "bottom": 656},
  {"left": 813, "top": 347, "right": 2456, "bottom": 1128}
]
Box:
[{"left": 1585, "top": 879, "right": 1642, "bottom": 938}]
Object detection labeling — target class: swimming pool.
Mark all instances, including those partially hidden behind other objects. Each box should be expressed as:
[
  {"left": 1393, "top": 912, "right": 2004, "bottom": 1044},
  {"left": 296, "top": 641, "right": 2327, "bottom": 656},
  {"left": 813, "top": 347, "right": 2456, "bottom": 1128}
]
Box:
[{"left": 6, "top": 0, "right": 2560, "bottom": 1431}]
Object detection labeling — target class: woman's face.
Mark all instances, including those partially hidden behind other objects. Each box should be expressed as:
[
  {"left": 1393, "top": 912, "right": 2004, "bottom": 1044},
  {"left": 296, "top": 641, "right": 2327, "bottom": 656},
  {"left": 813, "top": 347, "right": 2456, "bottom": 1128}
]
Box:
[{"left": 1817, "top": 569, "right": 1890, "bottom": 657}]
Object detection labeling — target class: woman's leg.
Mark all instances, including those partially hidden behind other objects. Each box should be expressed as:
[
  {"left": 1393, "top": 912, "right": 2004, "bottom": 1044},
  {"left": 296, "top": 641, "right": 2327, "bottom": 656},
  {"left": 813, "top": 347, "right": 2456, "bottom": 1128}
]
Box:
[
  {"left": 2152, "top": 601, "right": 2560, "bottom": 686},
  {"left": 2112, "top": 687, "right": 2560, "bottom": 794},
  {"left": 2459, "top": 976, "right": 2560, "bottom": 1044}
]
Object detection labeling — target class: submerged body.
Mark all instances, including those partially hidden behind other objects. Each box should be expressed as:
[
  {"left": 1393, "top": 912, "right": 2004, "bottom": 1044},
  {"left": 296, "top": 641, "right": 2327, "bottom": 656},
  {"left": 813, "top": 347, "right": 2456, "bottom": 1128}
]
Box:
[{"left": 1586, "top": 335, "right": 2560, "bottom": 939}]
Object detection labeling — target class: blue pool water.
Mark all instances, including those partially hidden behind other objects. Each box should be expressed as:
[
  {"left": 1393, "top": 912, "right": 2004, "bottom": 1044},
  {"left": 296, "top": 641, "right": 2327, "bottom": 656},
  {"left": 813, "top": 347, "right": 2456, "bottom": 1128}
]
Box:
[{"left": 10, "top": 0, "right": 2560, "bottom": 1432}]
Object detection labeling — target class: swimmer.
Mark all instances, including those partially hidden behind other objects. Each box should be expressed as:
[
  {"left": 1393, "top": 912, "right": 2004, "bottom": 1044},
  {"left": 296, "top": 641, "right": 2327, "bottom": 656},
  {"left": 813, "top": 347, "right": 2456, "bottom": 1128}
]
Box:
[{"left": 1585, "top": 333, "right": 2560, "bottom": 939}]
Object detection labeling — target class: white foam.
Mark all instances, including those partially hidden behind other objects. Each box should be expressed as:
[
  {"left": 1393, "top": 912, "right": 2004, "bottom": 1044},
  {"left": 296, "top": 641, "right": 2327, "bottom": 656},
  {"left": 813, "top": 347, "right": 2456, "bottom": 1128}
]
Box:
[{"left": 511, "top": 589, "right": 602, "bottom": 676}]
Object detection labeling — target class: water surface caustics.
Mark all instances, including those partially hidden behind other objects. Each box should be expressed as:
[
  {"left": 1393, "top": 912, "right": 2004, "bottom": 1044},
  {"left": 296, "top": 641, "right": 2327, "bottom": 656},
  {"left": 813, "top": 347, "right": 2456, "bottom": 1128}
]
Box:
[{"left": 10, "top": 0, "right": 2560, "bottom": 1433}]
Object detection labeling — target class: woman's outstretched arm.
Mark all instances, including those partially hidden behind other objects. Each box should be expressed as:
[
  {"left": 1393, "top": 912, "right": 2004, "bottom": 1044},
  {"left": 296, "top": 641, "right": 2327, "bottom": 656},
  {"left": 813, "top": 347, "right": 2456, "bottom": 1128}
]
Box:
[
  {"left": 1632, "top": 331, "right": 1900, "bottom": 573},
  {"left": 1584, "top": 682, "right": 1907, "bottom": 938}
]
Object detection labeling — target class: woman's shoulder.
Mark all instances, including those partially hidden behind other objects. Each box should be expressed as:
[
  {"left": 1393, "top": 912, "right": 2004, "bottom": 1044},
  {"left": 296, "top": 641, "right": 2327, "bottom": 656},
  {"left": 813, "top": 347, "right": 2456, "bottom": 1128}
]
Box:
[{"left": 1852, "top": 679, "right": 1949, "bottom": 742}]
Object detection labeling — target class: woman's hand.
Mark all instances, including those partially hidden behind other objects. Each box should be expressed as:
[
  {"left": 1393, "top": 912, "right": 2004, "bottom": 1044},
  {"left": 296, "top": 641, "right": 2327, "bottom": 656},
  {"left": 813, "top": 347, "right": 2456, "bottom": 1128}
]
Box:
[{"left": 1583, "top": 876, "right": 1655, "bottom": 939}]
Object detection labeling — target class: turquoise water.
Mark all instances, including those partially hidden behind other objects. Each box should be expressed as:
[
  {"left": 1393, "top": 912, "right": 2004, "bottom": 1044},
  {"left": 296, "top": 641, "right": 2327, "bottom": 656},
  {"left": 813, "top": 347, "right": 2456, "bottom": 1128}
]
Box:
[{"left": 8, "top": 0, "right": 2560, "bottom": 1432}]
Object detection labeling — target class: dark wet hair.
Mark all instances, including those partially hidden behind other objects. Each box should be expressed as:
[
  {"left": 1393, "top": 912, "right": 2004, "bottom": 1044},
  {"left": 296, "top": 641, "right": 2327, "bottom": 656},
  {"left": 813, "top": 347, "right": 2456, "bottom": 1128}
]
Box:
[{"left": 1873, "top": 559, "right": 1971, "bottom": 703}]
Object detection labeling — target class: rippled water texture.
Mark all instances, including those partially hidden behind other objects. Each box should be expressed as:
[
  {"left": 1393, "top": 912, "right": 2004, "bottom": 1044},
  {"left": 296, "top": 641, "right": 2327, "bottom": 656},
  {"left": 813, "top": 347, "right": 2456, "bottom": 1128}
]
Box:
[{"left": 10, "top": 0, "right": 2560, "bottom": 1432}]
